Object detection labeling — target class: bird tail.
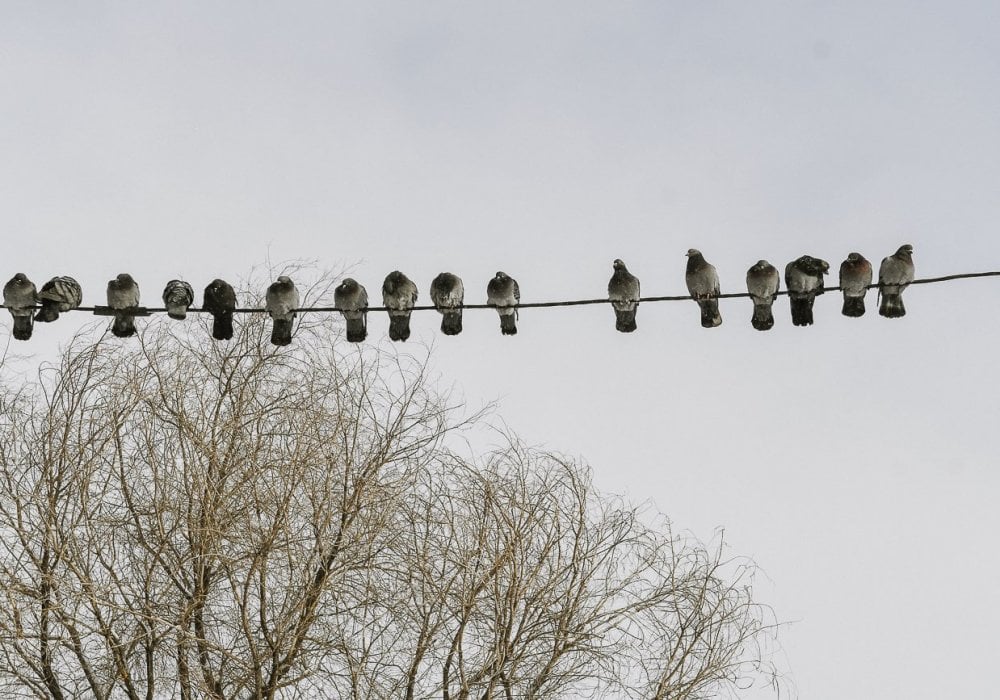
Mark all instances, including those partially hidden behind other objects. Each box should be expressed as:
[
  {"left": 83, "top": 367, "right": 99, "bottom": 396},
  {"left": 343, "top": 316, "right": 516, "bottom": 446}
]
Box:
[
  {"left": 441, "top": 311, "right": 462, "bottom": 335},
  {"left": 790, "top": 296, "right": 814, "bottom": 326},
  {"left": 751, "top": 303, "right": 774, "bottom": 331},
  {"left": 11, "top": 314, "right": 33, "bottom": 341},
  {"left": 499, "top": 313, "right": 517, "bottom": 336},
  {"left": 614, "top": 308, "right": 637, "bottom": 333},
  {"left": 212, "top": 313, "right": 234, "bottom": 341},
  {"left": 112, "top": 315, "right": 136, "bottom": 338},
  {"left": 35, "top": 302, "right": 59, "bottom": 323},
  {"left": 842, "top": 296, "right": 866, "bottom": 317},
  {"left": 271, "top": 318, "right": 293, "bottom": 346},
  {"left": 879, "top": 293, "right": 905, "bottom": 318},
  {"left": 698, "top": 299, "right": 722, "bottom": 328},
  {"left": 388, "top": 314, "right": 411, "bottom": 342},
  {"left": 346, "top": 316, "right": 367, "bottom": 343}
]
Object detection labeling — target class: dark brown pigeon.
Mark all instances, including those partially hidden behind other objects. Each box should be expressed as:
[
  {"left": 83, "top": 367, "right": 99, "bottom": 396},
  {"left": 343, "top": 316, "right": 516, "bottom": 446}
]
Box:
[
  {"left": 839, "top": 253, "right": 873, "bottom": 317},
  {"left": 203, "top": 279, "right": 237, "bottom": 340}
]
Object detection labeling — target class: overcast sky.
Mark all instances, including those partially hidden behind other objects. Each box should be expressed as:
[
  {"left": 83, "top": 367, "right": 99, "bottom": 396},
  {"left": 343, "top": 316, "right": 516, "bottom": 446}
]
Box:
[{"left": 4, "top": 2, "right": 1000, "bottom": 698}]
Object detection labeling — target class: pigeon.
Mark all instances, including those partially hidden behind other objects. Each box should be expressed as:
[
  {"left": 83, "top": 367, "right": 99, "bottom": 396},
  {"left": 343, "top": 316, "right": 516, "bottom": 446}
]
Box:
[
  {"left": 162, "top": 280, "right": 195, "bottom": 320},
  {"left": 3, "top": 273, "right": 37, "bottom": 340},
  {"left": 878, "top": 244, "right": 915, "bottom": 318},
  {"left": 381, "top": 271, "right": 418, "bottom": 342},
  {"left": 685, "top": 249, "right": 722, "bottom": 328},
  {"left": 106, "top": 273, "right": 140, "bottom": 337},
  {"left": 265, "top": 276, "right": 299, "bottom": 346},
  {"left": 487, "top": 272, "right": 520, "bottom": 336},
  {"left": 607, "top": 259, "right": 640, "bottom": 333},
  {"left": 839, "top": 253, "right": 873, "bottom": 318},
  {"left": 430, "top": 272, "right": 464, "bottom": 335},
  {"left": 334, "top": 278, "right": 369, "bottom": 343},
  {"left": 35, "top": 276, "right": 82, "bottom": 323},
  {"left": 745, "top": 260, "right": 780, "bottom": 331},
  {"left": 784, "top": 256, "right": 829, "bottom": 326},
  {"left": 203, "top": 279, "right": 237, "bottom": 341}
]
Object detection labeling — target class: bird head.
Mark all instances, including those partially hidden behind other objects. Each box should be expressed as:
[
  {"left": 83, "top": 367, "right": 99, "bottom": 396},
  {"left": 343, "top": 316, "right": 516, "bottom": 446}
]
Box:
[
  {"left": 897, "top": 244, "right": 914, "bottom": 256},
  {"left": 846, "top": 252, "right": 862, "bottom": 263},
  {"left": 686, "top": 249, "right": 700, "bottom": 257},
  {"left": 613, "top": 259, "right": 625, "bottom": 270},
  {"left": 495, "top": 272, "right": 508, "bottom": 281},
  {"left": 12, "top": 273, "right": 28, "bottom": 283},
  {"left": 276, "top": 275, "right": 292, "bottom": 284}
]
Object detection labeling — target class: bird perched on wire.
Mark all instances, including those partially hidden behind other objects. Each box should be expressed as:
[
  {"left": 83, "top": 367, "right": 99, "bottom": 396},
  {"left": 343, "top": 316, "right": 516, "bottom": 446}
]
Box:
[
  {"left": 334, "top": 278, "right": 369, "bottom": 343},
  {"left": 203, "top": 279, "right": 237, "bottom": 341},
  {"left": 487, "top": 272, "right": 520, "bottom": 335},
  {"left": 382, "top": 271, "right": 418, "bottom": 342},
  {"left": 608, "top": 259, "right": 640, "bottom": 333},
  {"left": 784, "top": 256, "right": 829, "bottom": 326},
  {"left": 162, "top": 280, "right": 195, "bottom": 320},
  {"left": 685, "top": 249, "right": 722, "bottom": 328},
  {"left": 745, "top": 260, "right": 780, "bottom": 331},
  {"left": 265, "top": 276, "right": 299, "bottom": 346},
  {"left": 878, "top": 244, "right": 915, "bottom": 318},
  {"left": 430, "top": 272, "right": 464, "bottom": 335},
  {"left": 3, "top": 273, "right": 37, "bottom": 340},
  {"left": 106, "top": 273, "right": 140, "bottom": 338},
  {"left": 35, "top": 276, "right": 82, "bottom": 323},
  {"left": 839, "top": 253, "right": 873, "bottom": 317}
]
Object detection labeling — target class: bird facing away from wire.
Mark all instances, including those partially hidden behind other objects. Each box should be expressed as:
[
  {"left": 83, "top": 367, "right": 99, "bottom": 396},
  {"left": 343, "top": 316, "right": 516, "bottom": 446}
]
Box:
[
  {"left": 162, "top": 280, "right": 195, "bottom": 320},
  {"left": 878, "top": 244, "right": 915, "bottom": 318},
  {"left": 265, "top": 276, "right": 299, "bottom": 346},
  {"left": 839, "top": 252, "right": 873, "bottom": 317},
  {"left": 106, "top": 273, "right": 140, "bottom": 338},
  {"left": 382, "top": 271, "right": 418, "bottom": 342},
  {"left": 784, "top": 256, "right": 829, "bottom": 326},
  {"left": 35, "top": 276, "right": 82, "bottom": 323},
  {"left": 685, "top": 249, "right": 722, "bottom": 328},
  {"left": 608, "top": 259, "right": 640, "bottom": 333},
  {"left": 487, "top": 271, "right": 520, "bottom": 335},
  {"left": 746, "top": 260, "right": 780, "bottom": 331},
  {"left": 334, "top": 278, "right": 369, "bottom": 343},
  {"left": 203, "top": 279, "right": 237, "bottom": 341},
  {"left": 430, "top": 272, "right": 464, "bottom": 335},
  {"left": 3, "top": 273, "right": 37, "bottom": 340}
]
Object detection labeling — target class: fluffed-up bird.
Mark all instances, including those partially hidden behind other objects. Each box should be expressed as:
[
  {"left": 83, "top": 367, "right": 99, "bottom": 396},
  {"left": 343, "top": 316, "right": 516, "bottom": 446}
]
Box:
[
  {"left": 487, "top": 272, "right": 520, "bottom": 335},
  {"left": 265, "top": 276, "right": 299, "bottom": 346},
  {"left": 35, "top": 276, "right": 82, "bottom": 323},
  {"left": 685, "top": 249, "right": 722, "bottom": 328},
  {"left": 382, "top": 271, "right": 418, "bottom": 342},
  {"left": 608, "top": 259, "right": 640, "bottom": 332},
  {"left": 203, "top": 279, "right": 237, "bottom": 340},
  {"left": 746, "top": 260, "right": 780, "bottom": 331},
  {"left": 878, "top": 244, "right": 915, "bottom": 318},
  {"left": 3, "top": 273, "right": 37, "bottom": 340},
  {"left": 107, "top": 273, "right": 140, "bottom": 338},
  {"left": 162, "top": 280, "right": 195, "bottom": 320},
  {"left": 334, "top": 278, "right": 369, "bottom": 343},
  {"left": 784, "top": 256, "right": 829, "bottom": 326},
  {"left": 430, "top": 272, "right": 464, "bottom": 335},
  {"left": 839, "top": 253, "right": 873, "bottom": 317}
]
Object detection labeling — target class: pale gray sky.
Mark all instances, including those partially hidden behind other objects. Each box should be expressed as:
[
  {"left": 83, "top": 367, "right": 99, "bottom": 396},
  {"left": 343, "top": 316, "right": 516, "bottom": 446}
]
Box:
[{"left": 4, "top": 2, "right": 1000, "bottom": 697}]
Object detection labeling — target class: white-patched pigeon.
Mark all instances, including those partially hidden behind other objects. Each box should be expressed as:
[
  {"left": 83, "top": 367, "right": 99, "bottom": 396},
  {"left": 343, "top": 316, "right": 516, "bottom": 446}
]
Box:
[
  {"left": 265, "top": 276, "right": 299, "bottom": 346},
  {"left": 334, "top": 278, "right": 369, "bottom": 343},
  {"left": 878, "top": 244, "right": 914, "bottom": 318},
  {"left": 382, "top": 271, "right": 418, "bottom": 342},
  {"left": 430, "top": 272, "right": 464, "bottom": 335},
  {"left": 608, "top": 259, "right": 640, "bottom": 333},
  {"left": 203, "top": 279, "right": 237, "bottom": 341},
  {"left": 746, "top": 260, "right": 780, "bottom": 331},
  {"left": 35, "top": 276, "right": 82, "bottom": 323},
  {"left": 487, "top": 272, "right": 520, "bottom": 335},
  {"left": 3, "top": 273, "right": 37, "bottom": 340},
  {"left": 839, "top": 253, "right": 873, "bottom": 318},
  {"left": 685, "top": 249, "right": 722, "bottom": 328},
  {"left": 107, "top": 273, "right": 140, "bottom": 338},
  {"left": 784, "top": 256, "right": 829, "bottom": 326},
  {"left": 162, "top": 280, "right": 195, "bottom": 320}
]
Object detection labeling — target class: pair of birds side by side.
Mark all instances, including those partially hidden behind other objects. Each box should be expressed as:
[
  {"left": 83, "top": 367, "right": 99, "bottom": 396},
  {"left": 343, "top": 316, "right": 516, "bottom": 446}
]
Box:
[{"left": 2, "top": 273, "right": 83, "bottom": 340}]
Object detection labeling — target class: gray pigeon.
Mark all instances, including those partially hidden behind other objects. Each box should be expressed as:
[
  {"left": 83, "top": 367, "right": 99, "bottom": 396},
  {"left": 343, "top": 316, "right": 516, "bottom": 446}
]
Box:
[
  {"left": 745, "top": 260, "right": 780, "bottom": 331},
  {"left": 784, "top": 256, "right": 829, "bottom": 326},
  {"left": 3, "top": 273, "right": 37, "bottom": 340},
  {"left": 106, "top": 273, "right": 140, "bottom": 338},
  {"left": 334, "top": 278, "right": 369, "bottom": 343},
  {"left": 878, "top": 244, "right": 914, "bottom": 318},
  {"left": 35, "top": 276, "right": 82, "bottom": 323},
  {"left": 162, "top": 280, "right": 195, "bottom": 320},
  {"left": 839, "top": 253, "right": 873, "bottom": 318},
  {"left": 487, "top": 271, "right": 520, "bottom": 335},
  {"left": 382, "top": 271, "right": 418, "bottom": 342},
  {"left": 429, "top": 272, "right": 464, "bottom": 335},
  {"left": 685, "top": 249, "right": 722, "bottom": 328},
  {"left": 265, "top": 276, "right": 299, "bottom": 346},
  {"left": 608, "top": 259, "right": 640, "bottom": 332},
  {"left": 203, "top": 279, "right": 237, "bottom": 340}
]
